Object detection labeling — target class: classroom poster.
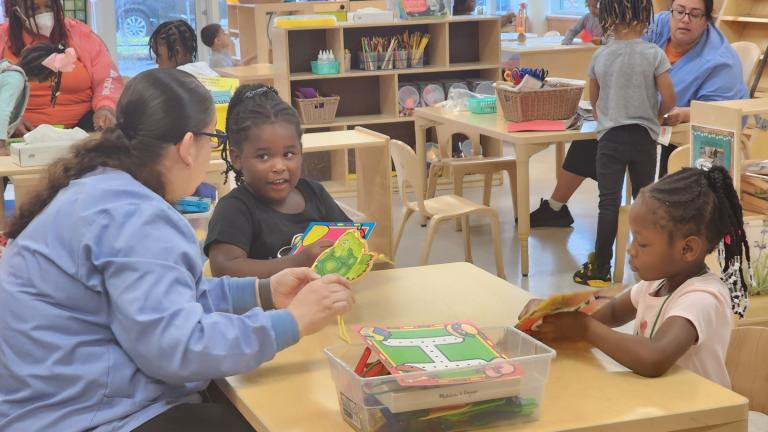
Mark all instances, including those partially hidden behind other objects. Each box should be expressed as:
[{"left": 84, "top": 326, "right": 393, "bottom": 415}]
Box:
[{"left": 690, "top": 125, "right": 735, "bottom": 173}]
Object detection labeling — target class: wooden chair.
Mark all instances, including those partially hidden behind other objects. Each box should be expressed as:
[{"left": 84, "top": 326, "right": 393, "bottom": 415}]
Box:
[
  {"left": 426, "top": 128, "right": 518, "bottom": 230},
  {"left": 390, "top": 140, "right": 506, "bottom": 279},
  {"left": 726, "top": 326, "right": 768, "bottom": 414},
  {"left": 732, "top": 41, "right": 761, "bottom": 87}
]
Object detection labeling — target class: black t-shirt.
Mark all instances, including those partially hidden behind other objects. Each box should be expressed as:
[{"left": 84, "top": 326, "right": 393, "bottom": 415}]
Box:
[{"left": 204, "top": 179, "right": 352, "bottom": 259}]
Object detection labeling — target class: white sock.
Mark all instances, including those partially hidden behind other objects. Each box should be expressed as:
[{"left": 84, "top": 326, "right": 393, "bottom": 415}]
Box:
[{"left": 548, "top": 199, "right": 564, "bottom": 211}]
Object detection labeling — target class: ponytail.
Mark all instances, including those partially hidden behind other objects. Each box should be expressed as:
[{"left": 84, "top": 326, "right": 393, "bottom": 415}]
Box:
[{"left": 6, "top": 68, "right": 214, "bottom": 239}]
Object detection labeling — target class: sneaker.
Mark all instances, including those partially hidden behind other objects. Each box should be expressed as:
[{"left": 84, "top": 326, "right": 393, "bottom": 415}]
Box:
[
  {"left": 529, "top": 199, "right": 574, "bottom": 228},
  {"left": 573, "top": 252, "right": 612, "bottom": 287}
]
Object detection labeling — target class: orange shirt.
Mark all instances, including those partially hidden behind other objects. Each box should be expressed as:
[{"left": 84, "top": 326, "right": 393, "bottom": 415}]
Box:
[
  {"left": 4, "top": 37, "right": 93, "bottom": 128},
  {"left": 664, "top": 40, "right": 685, "bottom": 65}
]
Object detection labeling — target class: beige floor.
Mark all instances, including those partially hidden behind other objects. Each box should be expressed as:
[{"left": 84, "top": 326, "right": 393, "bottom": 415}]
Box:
[{"left": 339, "top": 143, "right": 635, "bottom": 299}]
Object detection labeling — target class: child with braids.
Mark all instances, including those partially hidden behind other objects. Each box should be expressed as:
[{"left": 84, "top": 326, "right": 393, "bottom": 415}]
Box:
[
  {"left": 150, "top": 20, "right": 219, "bottom": 76},
  {"left": 574, "top": 0, "right": 677, "bottom": 286},
  {"left": 205, "top": 84, "right": 351, "bottom": 278},
  {"left": 523, "top": 166, "right": 750, "bottom": 387}
]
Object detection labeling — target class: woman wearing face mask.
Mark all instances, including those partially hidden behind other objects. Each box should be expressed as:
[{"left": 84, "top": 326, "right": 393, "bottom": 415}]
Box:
[{"left": 0, "top": 0, "right": 124, "bottom": 133}]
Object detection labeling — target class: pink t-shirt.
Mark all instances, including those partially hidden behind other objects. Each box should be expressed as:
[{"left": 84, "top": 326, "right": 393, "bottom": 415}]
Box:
[{"left": 630, "top": 272, "right": 732, "bottom": 388}]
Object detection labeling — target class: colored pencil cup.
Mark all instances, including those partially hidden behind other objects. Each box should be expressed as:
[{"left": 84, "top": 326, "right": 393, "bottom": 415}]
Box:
[
  {"left": 408, "top": 50, "right": 424, "bottom": 68},
  {"left": 358, "top": 51, "right": 378, "bottom": 71},
  {"left": 393, "top": 50, "right": 408, "bottom": 69}
]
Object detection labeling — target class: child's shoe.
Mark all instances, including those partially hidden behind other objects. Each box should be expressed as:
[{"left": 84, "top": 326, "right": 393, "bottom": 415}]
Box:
[{"left": 573, "top": 252, "right": 611, "bottom": 287}]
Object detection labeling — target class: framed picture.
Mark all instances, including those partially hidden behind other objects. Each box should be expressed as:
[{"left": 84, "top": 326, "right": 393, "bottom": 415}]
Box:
[{"left": 690, "top": 125, "right": 735, "bottom": 173}]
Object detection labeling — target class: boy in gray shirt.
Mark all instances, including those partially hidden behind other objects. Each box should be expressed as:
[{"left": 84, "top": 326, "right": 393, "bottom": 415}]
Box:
[
  {"left": 562, "top": 0, "right": 603, "bottom": 45},
  {"left": 574, "top": 0, "right": 676, "bottom": 287}
]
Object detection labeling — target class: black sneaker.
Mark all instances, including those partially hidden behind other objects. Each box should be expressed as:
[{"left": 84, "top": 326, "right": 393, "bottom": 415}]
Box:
[
  {"left": 529, "top": 199, "right": 574, "bottom": 228},
  {"left": 573, "top": 252, "right": 612, "bottom": 287}
]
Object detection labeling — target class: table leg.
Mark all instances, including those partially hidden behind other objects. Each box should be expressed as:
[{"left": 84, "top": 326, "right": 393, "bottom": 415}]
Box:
[
  {"left": 555, "top": 141, "right": 565, "bottom": 182},
  {"left": 515, "top": 145, "right": 531, "bottom": 277},
  {"left": 355, "top": 145, "right": 393, "bottom": 259},
  {"left": 415, "top": 118, "right": 433, "bottom": 226}
]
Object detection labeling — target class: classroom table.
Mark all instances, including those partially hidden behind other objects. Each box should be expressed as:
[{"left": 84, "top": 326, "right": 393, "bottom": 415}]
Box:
[
  {"left": 216, "top": 262, "right": 748, "bottom": 432},
  {"left": 414, "top": 107, "right": 689, "bottom": 277},
  {"left": 0, "top": 157, "right": 229, "bottom": 210},
  {"left": 214, "top": 64, "right": 275, "bottom": 85}
]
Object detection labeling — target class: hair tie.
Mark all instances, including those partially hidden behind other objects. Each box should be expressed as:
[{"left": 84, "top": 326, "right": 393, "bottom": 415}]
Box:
[
  {"left": 42, "top": 47, "right": 77, "bottom": 73},
  {"left": 244, "top": 87, "right": 277, "bottom": 99}
]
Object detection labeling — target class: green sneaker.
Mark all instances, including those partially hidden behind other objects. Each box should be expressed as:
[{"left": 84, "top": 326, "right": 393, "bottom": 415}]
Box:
[{"left": 573, "top": 252, "right": 612, "bottom": 287}]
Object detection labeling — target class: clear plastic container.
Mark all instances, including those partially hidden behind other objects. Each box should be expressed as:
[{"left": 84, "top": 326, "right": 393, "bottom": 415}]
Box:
[
  {"left": 324, "top": 326, "right": 555, "bottom": 432},
  {"left": 311, "top": 60, "right": 341, "bottom": 75}
]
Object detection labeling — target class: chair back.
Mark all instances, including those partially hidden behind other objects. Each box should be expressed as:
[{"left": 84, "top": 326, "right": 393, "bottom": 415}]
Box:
[
  {"left": 726, "top": 326, "right": 768, "bottom": 413},
  {"left": 390, "top": 140, "right": 429, "bottom": 215},
  {"left": 732, "top": 41, "right": 761, "bottom": 86},
  {"left": 668, "top": 144, "right": 691, "bottom": 174}
]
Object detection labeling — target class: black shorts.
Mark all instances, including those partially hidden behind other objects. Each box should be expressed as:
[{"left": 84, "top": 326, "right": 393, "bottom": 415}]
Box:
[{"left": 562, "top": 139, "right": 598, "bottom": 180}]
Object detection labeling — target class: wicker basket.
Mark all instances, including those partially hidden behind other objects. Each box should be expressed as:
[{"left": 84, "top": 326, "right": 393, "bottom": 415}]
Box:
[
  {"left": 496, "top": 81, "right": 584, "bottom": 122},
  {"left": 293, "top": 95, "right": 340, "bottom": 125}
]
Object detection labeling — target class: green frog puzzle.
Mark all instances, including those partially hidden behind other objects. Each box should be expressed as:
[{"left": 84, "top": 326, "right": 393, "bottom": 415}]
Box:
[{"left": 312, "top": 229, "right": 375, "bottom": 281}]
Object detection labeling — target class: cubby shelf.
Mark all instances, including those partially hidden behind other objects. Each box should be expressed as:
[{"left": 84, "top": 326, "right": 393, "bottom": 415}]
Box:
[
  {"left": 272, "top": 17, "right": 502, "bottom": 190},
  {"left": 717, "top": 0, "right": 768, "bottom": 97}
]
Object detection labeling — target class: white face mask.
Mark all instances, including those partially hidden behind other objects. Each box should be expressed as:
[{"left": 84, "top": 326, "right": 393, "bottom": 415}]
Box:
[{"left": 32, "top": 12, "right": 55, "bottom": 37}]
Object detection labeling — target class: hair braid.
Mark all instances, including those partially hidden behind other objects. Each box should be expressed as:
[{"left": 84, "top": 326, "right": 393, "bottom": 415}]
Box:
[{"left": 598, "top": 0, "right": 654, "bottom": 34}]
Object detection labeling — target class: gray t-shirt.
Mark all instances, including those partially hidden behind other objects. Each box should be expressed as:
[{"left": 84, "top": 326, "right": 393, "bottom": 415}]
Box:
[
  {"left": 588, "top": 39, "right": 671, "bottom": 140},
  {"left": 210, "top": 50, "right": 235, "bottom": 68}
]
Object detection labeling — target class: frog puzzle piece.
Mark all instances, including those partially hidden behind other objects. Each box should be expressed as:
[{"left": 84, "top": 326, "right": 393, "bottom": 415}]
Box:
[{"left": 312, "top": 230, "right": 375, "bottom": 281}]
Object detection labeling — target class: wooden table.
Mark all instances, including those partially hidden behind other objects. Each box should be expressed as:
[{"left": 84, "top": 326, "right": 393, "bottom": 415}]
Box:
[
  {"left": 217, "top": 262, "right": 748, "bottom": 432},
  {"left": 214, "top": 64, "right": 274, "bottom": 85},
  {"left": 301, "top": 128, "right": 393, "bottom": 259},
  {"left": 415, "top": 107, "right": 597, "bottom": 276},
  {"left": 0, "top": 157, "right": 229, "bottom": 210}
]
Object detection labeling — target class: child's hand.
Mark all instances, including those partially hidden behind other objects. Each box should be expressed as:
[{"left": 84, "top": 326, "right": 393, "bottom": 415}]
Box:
[
  {"left": 590, "top": 39, "right": 602, "bottom": 46},
  {"left": 518, "top": 298, "right": 544, "bottom": 320},
  {"left": 297, "top": 239, "right": 334, "bottom": 266},
  {"left": 287, "top": 274, "right": 354, "bottom": 337},
  {"left": 269, "top": 267, "right": 321, "bottom": 309},
  {"left": 530, "top": 311, "right": 591, "bottom": 343}
]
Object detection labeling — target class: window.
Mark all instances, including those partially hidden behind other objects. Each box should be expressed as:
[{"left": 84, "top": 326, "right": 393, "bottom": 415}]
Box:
[
  {"left": 474, "top": 0, "right": 522, "bottom": 16},
  {"left": 63, "top": 0, "right": 87, "bottom": 22},
  {"left": 550, "top": 0, "right": 588, "bottom": 15}
]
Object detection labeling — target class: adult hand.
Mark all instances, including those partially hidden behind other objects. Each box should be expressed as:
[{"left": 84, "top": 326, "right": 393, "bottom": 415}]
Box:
[
  {"left": 93, "top": 107, "right": 116, "bottom": 131},
  {"left": 297, "top": 239, "right": 334, "bottom": 267},
  {"left": 517, "top": 298, "right": 544, "bottom": 320},
  {"left": 269, "top": 267, "right": 321, "bottom": 309},
  {"left": 529, "top": 311, "right": 591, "bottom": 343},
  {"left": 287, "top": 274, "right": 354, "bottom": 337},
  {"left": 662, "top": 107, "right": 690, "bottom": 126},
  {"left": 13, "top": 117, "right": 33, "bottom": 136}
]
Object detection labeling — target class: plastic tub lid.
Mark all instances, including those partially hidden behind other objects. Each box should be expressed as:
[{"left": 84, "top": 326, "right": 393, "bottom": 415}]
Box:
[
  {"left": 398, "top": 86, "right": 420, "bottom": 109},
  {"left": 421, "top": 84, "right": 446, "bottom": 106}
]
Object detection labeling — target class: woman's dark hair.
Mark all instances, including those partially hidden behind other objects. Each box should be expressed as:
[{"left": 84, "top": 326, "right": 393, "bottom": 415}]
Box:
[
  {"left": 6, "top": 68, "right": 214, "bottom": 239},
  {"left": 640, "top": 166, "right": 751, "bottom": 317},
  {"left": 4, "top": 0, "right": 67, "bottom": 57},
  {"left": 17, "top": 41, "right": 62, "bottom": 106},
  {"left": 222, "top": 84, "right": 303, "bottom": 186},
  {"left": 149, "top": 20, "right": 197, "bottom": 65},
  {"left": 200, "top": 23, "right": 222, "bottom": 48},
  {"left": 599, "top": 0, "right": 654, "bottom": 33},
  {"left": 671, "top": 0, "right": 714, "bottom": 20}
]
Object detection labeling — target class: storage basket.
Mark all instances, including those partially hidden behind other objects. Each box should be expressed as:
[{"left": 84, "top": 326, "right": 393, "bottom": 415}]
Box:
[
  {"left": 293, "top": 95, "right": 340, "bottom": 125},
  {"left": 468, "top": 96, "right": 497, "bottom": 114},
  {"left": 496, "top": 80, "right": 583, "bottom": 122}
]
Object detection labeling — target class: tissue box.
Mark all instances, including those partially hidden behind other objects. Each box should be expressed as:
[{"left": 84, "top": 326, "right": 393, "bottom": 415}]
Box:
[
  {"left": 350, "top": 9, "right": 394, "bottom": 23},
  {"left": 10, "top": 141, "right": 74, "bottom": 167}
]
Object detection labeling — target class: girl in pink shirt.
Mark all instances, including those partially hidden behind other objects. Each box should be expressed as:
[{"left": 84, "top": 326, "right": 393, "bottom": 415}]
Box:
[{"left": 524, "top": 165, "right": 751, "bottom": 387}]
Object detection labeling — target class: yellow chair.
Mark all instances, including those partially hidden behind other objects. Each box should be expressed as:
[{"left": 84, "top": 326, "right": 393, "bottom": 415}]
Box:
[
  {"left": 726, "top": 326, "right": 768, "bottom": 416},
  {"left": 390, "top": 140, "right": 506, "bottom": 279}
]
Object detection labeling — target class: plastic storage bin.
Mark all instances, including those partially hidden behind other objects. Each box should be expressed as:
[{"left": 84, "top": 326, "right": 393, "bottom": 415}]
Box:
[
  {"left": 311, "top": 60, "right": 340, "bottom": 75},
  {"left": 324, "top": 326, "right": 555, "bottom": 432},
  {"left": 468, "top": 96, "right": 497, "bottom": 114}
]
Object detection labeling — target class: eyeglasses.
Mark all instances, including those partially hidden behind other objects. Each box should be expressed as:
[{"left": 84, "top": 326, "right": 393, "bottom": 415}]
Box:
[
  {"left": 194, "top": 129, "right": 228, "bottom": 149},
  {"left": 670, "top": 7, "right": 706, "bottom": 21}
]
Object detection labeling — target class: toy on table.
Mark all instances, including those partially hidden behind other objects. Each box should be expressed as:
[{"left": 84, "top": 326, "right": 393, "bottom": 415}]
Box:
[
  {"left": 174, "top": 196, "right": 212, "bottom": 214},
  {"left": 579, "top": 29, "right": 593, "bottom": 44},
  {"left": 516, "top": 289, "right": 610, "bottom": 332},
  {"left": 358, "top": 321, "right": 522, "bottom": 386},
  {"left": 293, "top": 221, "right": 375, "bottom": 254},
  {"left": 312, "top": 229, "right": 376, "bottom": 281}
]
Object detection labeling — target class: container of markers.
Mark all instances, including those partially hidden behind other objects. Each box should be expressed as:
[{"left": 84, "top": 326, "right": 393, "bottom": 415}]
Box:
[
  {"left": 359, "top": 51, "right": 378, "bottom": 71},
  {"left": 324, "top": 326, "right": 554, "bottom": 432},
  {"left": 408, "top": 49, "right": 424, "bottom": 68}
]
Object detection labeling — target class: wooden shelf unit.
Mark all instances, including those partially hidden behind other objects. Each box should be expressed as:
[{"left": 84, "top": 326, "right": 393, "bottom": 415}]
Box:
[
  {"left": 271, "top": 17, "right": 502, "bottom": 194},
  {"left": 717, "top": 0, "right": 768, "bottom": 95}
]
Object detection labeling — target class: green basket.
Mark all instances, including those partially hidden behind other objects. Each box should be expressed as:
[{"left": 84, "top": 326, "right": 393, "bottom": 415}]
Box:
[{"left": 468, "top": 96, "right": 497, "bottom": 114}]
